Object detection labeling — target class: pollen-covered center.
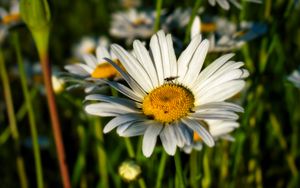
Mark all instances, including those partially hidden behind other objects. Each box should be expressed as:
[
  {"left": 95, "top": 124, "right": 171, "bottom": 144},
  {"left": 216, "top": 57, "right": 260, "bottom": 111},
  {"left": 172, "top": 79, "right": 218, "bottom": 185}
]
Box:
[
  {"left": 142, "top": 84, "right": 195, "bottom": 123},
  {"left": 91, "top": 59, "right": 120, "bottom": 79},
  {"left": 2, "top": 14, "right": 20, "bottom": 24}
]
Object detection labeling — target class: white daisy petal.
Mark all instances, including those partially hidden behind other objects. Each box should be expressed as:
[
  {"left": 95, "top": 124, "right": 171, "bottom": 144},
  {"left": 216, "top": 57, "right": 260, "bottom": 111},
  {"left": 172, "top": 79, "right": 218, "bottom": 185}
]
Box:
[
  {"left": 104, "top": 58, "right": 146, "bottom": 97},
  {"left": 182, "top": 118, "right": 215, "bottom": 147},
  {"left": 142, "top": 122, "right": 163, "bottom": 157},
  {"left": 83, "top": 54, "right": 98, "bottom": 69},
  {"left": 64, "top": 64, "right": 91, "bottom": 77},
  {"left": 103, "top": 114, "right": 145, "bottom": 133},
  {"left": 189, "top": 111, "right": 239, "bottom": 121},
  {"left": 111, "top": 44, "right": 153, "bottom": 92},
  {"left": 159, "top": 125, "right": 177, "bottom": 156},
  {"left": 120, "top": 122, "right": 148, "bottom": 137},
  {"left": 191, "top": 16, "right": 201, "bottom": 40},
  {"left": 85, "top": 103, "right": 139, "bottom": 117},
  {"left": 150, "top": 32, "right": 165, "bottom": 85},
  {"left": 177, "top": 35, "right": 202, "bottom": 81},
  {"left": 133, "top": 40, "right": 159, "bottom": 87},
  {"left": 166, "top": 34, "right": 178, "bottom": 77},
  {"left": 96, "top": 46, "right": 111, "bottom": 64},
  {"left": 198, "top": 80, "right": 245, "bottom": 104},
  {"left": 194, "top": 102, "right": 244, "bottom": 113},
  {"left": 182, "top": 39, "right": 209, "bottom": 86},
  {"left": 85, "top": 94, "right": 140, "bottom": 108}
]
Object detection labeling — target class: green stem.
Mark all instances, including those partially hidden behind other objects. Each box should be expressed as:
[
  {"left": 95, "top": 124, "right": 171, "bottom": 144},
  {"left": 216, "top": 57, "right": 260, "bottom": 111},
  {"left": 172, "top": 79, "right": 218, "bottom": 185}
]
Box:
[
  {"left": 201, "top": 149, "right": 211, "bottom": 188},
  {"left": 138, "top": 178, "right": 147, "bottom": 188},
  {"left": 94, "top": 118, "right": 109, "bottom": 188},
  {"left": 270, "top": 113, "right": 298, "bottom": 176},
  {"left": 154, "top": 0, "right": 163, "bottom": 32},
  {"left": 39, "top": 41, "right": 71, "bottom": 188},
  {"left": 12, "top": 33, "right": 44, "bottom": 188},
  {"left": 125, "top": 138, "right": 135, "bottom": 158},
  {"left": 190, "top": 151, "right": 198, "bottom": 188},
  {"left": 174, "top": 151, "right": 185, "bottom": 188},
  {"left": 155, "top": 151, "right": 168, "bottom": 188},
  {"left": 0, "top": 48, "right": 28, "bottom": 188},
  {"left": 184, "top": 0, "right": 202, "bottom": 44}
]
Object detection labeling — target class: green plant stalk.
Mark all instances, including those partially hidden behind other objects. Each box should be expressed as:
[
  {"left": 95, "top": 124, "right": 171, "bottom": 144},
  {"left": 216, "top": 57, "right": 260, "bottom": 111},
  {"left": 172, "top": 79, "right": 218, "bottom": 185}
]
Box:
[
  {"left": 154, "top": 0, "right": 163, "bottom": 32},
  {"left": 0, "top": 89, "right": 38, "bottom": 145},
  {"left": 201, "top": 149, "right": 211, "bottom": 188},
  {"left": 72, "top": 125, "right": 86, "bottom": 186},
  {"left": 270, "top": 113, "right": 298, "bottom": 176},
  {"left": 138, "top": 178, "right": 147, "bottom": 188},
  {"left": 174, "top": 151, "right": 185, "bottom": 188},
  {"left": 184, "top": 0, "right": 202, "bottom": 44},
  {"left": 125, "top": 138, "right": 135, "bottom": 158},
  {"left": 190, "top": 151, "right": 198, "bottom": 188},
  {"left": 34, "top": 31, "right": 71, "bottom": 188},
  {"left": 13, "top": 32, "right": 44, "bottom": 188},
  {"left": 94, "top": 118, "right": 109, "bottom": 188},
  {"left": 155, "top": 151, "right": 168, "bottom": 188},
  {"left": 0, "top": 49, "right": 28, "bottom": 188}
]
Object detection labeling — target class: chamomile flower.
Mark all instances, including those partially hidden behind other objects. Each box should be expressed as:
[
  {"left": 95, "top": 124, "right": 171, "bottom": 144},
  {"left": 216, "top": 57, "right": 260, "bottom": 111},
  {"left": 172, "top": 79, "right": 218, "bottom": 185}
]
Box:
[
  {"left": 73, "top": 36, "right": 110, "bottom": 58},
  {"left": 109, "top": 9, "right": 156, "bottom": 44},
  {"left": 0, "top": 0, "right": 20, "bottom": 43},
  {"left": 183, "top": 120, "right": 239, "bottom": 153},
  {"left": 85, "top": 30, "right": 248, "bottom": 157},
  {"left": 288, "top": 67, "right": 300, "bottom": 89},
  {"left": 207, "top": 0, "right": 262, "bottom": 10},
  {"left": 191, "top": 16, "right": 267, "bottom": 52},
  {"left": 65, "top": 45, "right": 120, "bottom": 92}
]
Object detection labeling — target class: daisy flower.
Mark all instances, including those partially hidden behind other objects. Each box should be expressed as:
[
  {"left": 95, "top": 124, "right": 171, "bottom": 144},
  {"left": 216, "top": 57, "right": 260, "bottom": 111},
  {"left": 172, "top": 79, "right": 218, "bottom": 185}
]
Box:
[
  {"left": 84, "top": 30, "right": 248, "bottom": 157},
  {"left": 288, "top": 67, "right": 300, "bottom": 89},
  {"left": 0, "top": 0, "right": 20, "bottom": 43},
  {"left": 73, "top": 36, "right": 109, "bottom": 58},
  {"left": 183, "top": 120, "right": 239, "bottom": 153},
  {"left": 109, "top": 8, "right": 156, "bottom": 44},
  {"left": 65, "top": 45, "right": 120, "bottom": 92},
  {"left": 191, "top": 16, "right": 267, "bottom": 53},
  {"left": 207, "top": 0, "right": 262, "bottom": 10}
]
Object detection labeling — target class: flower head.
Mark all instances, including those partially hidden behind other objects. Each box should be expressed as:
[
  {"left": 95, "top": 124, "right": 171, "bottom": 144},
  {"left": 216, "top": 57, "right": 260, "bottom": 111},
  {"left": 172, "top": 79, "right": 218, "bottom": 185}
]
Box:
[
  {"left": 191, "top": 16, "right": 267, "bottom": 52},
  {"left": 85, "top": 30, "right": 248, "bottom": 157},
  {"left": 0, "top": 0, "right": 21, "bottom": 43},
  {"left": 118, "top": 160, "right": 142, "bottom": 182},
  {"left": 109, "top": 9, "right": 156, "bottom": 44}
]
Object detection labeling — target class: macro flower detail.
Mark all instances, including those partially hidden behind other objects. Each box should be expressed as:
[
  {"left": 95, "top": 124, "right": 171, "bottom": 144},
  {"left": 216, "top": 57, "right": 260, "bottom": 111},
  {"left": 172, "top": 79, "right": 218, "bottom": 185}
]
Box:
[
  {"left": 183, "top": 120, "right": 239, "bottom": 153},
  {"left": 85, "top": 30, "right": 248, "bottom": 157}
]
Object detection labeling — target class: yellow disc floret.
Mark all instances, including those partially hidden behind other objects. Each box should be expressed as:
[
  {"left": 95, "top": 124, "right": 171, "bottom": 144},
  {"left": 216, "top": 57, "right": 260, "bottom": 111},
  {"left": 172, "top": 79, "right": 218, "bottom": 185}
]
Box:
[
  {"left": 142, "top": 84, "right": 195, "bottom": 123},
  {"left": 91, "top": 60, "right": 121, "bottom": 79},
  {"left": 2, "top": 14, "right": 20, "bottom": 24}
]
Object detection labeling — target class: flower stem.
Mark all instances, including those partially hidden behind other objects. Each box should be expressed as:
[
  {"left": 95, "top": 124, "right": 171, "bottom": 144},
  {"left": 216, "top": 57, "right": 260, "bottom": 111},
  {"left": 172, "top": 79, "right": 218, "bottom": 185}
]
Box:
[
  {"left": 12, "top": 33, "right": 44, "bottom": 188},
  {"left": 0, "top": 48, "right": 28, "bottom": 188},
  {"left": 155, "top": 151, "right": 168, "bottom": 188},
  {"left": 154, "top": 0, "right": 163, "bottom": 32},
  {"left": 190, "top": 151, "right": 198, "bottom": 188},
  {"left": 38, "top": 44, "right": 71, "bottom": 188},
  {"left": 184, "top": 0, "right": 202, "bottom": 44},
  {"left": 94, "top": 118, "right": 109, "bottom": 188},
  {"left": 174, "top": 151, "right": 185, "bottom": 188},
  {"left": 125, "top": 138, "right": 135, "bottom": 158}
]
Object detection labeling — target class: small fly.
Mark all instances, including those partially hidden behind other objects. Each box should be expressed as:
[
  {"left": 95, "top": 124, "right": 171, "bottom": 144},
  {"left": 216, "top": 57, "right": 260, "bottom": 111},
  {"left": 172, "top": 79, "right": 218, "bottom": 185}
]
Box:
[{"left": 164, "top": 76, "right": 179, "bottom": 82}]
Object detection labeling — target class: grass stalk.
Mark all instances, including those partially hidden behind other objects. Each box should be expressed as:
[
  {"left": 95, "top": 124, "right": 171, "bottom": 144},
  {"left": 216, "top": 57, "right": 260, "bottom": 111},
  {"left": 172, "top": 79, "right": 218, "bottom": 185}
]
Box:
[{"left": 0, "top": 48, "right": 28, "bottom": 188}]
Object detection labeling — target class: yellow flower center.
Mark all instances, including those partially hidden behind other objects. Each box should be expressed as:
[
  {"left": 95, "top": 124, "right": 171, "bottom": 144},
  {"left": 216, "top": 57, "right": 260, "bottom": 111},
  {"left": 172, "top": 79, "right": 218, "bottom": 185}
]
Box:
[
  {"left": 91, "top": 60, "right": 120, "bottom": 79},
  {"left": 133, "top": 18, "right": 147, "bottom": 26},
  {"left": 201, "top": 23, "right": 216, "bottom": 32},
  {"left": 142, "top": 84, "right": 195, "bottom": 123},
  {"left": 2, "top": 13, "right": 20, "bottom": 24}
]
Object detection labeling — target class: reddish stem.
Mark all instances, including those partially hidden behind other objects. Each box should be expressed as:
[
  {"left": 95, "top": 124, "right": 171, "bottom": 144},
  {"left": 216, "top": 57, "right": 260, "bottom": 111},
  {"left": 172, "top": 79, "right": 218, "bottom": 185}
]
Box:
[{"left": 40, "top": 54, "right": 71, "bottom": 188}]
